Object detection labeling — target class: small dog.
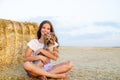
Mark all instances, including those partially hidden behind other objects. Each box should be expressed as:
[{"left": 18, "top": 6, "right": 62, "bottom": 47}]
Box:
[
  {"left": 35, "top": 32, "right": 59, "bottom": 67},
  {"left": 43, "top": 32, "right": 59, "bottom": 57}
]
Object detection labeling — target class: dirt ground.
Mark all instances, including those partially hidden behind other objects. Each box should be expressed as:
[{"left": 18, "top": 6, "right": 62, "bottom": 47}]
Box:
[
  {"left": 52, "top": 47, "right": 120, "bottom": 80},
  {"left": 0, "top": 47, "right": 120, "bottom": 80}
]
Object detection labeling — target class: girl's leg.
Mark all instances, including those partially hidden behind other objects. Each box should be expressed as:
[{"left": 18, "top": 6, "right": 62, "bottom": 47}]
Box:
[
  {"left": 23, "top": 61, "right": 66, "bottom": 78},
  {"left": 49, "top": 61, "right": 73, "bottom": 74},
  {"left": 48, "top": 61, "right": 73, "bottom": 80}
]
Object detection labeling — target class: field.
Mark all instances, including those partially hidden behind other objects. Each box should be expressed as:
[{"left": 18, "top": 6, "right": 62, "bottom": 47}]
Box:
[
  {"left": 55, "top": 47, "right": 120, "bottom": 80},
  {"left": 0, "top": 47, "right": 120, "bottom": 80}
]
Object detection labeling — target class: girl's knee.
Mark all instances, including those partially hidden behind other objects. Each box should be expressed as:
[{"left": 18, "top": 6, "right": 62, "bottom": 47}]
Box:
[
  {"left": 23, "top": 62, "right": 32, "bottom": 71},
  {"left": 67, "top": 61, "right": 73, "bottom": 69}
]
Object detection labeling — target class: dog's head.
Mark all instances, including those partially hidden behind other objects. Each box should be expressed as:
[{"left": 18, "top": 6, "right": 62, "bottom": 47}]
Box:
[{"left": 43, "top": 32, "right": 56, "bottom": 47}]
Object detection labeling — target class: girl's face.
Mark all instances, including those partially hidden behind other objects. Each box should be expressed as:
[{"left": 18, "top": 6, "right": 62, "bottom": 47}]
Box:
[{"left": 41, "top": 23, "right": 51, "bottom": 35}]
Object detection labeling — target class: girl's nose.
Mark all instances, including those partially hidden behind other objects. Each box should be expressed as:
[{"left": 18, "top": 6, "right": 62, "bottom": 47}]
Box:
[
  {"left": 44, "top": 31, "right": 48, "bottom": 34},
  {"left": 44, "top": 30, "right": 50, "bottom": 34}
]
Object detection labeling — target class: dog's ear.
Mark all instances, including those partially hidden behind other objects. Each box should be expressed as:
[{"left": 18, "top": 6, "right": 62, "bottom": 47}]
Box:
[
  {"left": 43, "top": 33, "right": 47, "bottom": 38},
  {"left": 51, "top": 33, "right": 57, "bottom": 41},
  {"left": 43, "top": 33, "right": 47, "bottom": 39}
]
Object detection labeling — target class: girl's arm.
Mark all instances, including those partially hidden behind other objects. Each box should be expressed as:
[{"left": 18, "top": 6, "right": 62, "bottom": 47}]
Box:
[
  {"left": 23, "top": 47, "right": 49, "bottom": 63},
  {"left": 35, "top": 48, "right": 58, "bottom": 61}
]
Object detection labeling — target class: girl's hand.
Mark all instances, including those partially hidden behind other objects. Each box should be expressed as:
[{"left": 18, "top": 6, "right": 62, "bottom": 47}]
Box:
[
  {"left": 39, "top": 55, "right": 50, "bottom": 64},
  {"left": 35, "top": 48, "right": 42, "bottom": 55}
]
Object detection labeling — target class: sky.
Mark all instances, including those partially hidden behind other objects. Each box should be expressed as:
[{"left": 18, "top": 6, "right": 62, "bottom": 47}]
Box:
[{"left": 0, "top": 0, "right": 120, "bottom": 46}]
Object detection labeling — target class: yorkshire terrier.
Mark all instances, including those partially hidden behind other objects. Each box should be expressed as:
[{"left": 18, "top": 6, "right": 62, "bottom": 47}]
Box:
[
  {"left": 43, "top": 32, "right": 59, "bottom": 57},
  {"left": 35, "top": 32, "right": 59, "bottom": 67}
]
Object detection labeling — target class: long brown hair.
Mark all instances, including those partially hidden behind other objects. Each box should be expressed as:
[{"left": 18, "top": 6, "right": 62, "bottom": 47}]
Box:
[{"left": 37, "top": 20, "right": 59, "bottom": 44}]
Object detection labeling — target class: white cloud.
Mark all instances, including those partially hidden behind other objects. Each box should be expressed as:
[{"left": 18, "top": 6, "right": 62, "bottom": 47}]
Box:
[
  {"left": 60, "top": 33, "right": 120, "bottom": 46},
  {"left": 56, "top": 22, "right": 120, "bottom": 37},
  {"left": 56, "top": 21, "right": 120, "bottom": 46},
  {"left": 0, "top": 0, "right": 120, "bottom": 22},
  {"left": 0, "top": 0, "right": 120, "bottom": 46}
]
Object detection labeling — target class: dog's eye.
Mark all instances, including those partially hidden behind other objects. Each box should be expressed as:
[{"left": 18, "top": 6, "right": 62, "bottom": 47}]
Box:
[{"left": 46, "top": 37, "right": 50, "bottom": 40}]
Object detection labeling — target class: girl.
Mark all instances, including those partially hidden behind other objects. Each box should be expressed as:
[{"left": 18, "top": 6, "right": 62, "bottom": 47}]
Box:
[{"left": 23, "top": 20, "right": 73, "bottom": 80}]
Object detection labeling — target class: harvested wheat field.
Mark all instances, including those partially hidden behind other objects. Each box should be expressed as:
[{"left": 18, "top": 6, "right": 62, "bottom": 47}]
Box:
[
  {"left": 0, "top": 46, "right": 120, "bottom": 80},
  {"left": 55, "top": 47, "right": 120, "bottom": 80}
]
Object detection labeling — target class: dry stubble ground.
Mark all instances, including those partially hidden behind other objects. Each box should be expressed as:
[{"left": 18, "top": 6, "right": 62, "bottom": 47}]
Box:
[
  {"left": 0, "top": 47, "right": 120, "bottom": 80},
  {"left": 55, "top": 47, "right": 120, "bottom": 80}
]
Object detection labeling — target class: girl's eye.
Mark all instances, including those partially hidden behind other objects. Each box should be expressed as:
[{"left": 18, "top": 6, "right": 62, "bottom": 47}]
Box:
[{"left": 47, "top": 28, "right": 50, "bottom": 30}]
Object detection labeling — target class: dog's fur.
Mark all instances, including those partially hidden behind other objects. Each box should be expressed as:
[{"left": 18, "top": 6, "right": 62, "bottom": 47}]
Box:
[
  {"left": 43, "top": 32, "right": 59, "bottom": 57},
  {"left": 35, "top": 32, "right": 59, "bottom": 67}
]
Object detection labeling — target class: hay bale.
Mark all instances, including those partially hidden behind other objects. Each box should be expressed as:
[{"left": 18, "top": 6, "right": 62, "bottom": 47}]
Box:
[{"left": 0, "top": 19, "right": 38, "bottom": 80}]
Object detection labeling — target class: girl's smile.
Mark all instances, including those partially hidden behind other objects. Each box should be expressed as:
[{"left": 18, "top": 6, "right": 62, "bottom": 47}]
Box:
[{"left": 41, "top": 23, "right": 51, "bottom": 35}]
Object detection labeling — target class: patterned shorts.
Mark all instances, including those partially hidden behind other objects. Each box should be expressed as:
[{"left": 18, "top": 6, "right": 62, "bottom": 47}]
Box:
[{"left": 43, "top": 63, "right": 53, "bottom": 72}]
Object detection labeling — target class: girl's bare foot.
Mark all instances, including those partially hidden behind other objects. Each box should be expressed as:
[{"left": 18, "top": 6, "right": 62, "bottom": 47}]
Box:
[
  {"left": 38, "top": 76, "right": 47, "bottom": 80},
  {"left": 60, "top": 73, "right": 70, "bottom": 80}
]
